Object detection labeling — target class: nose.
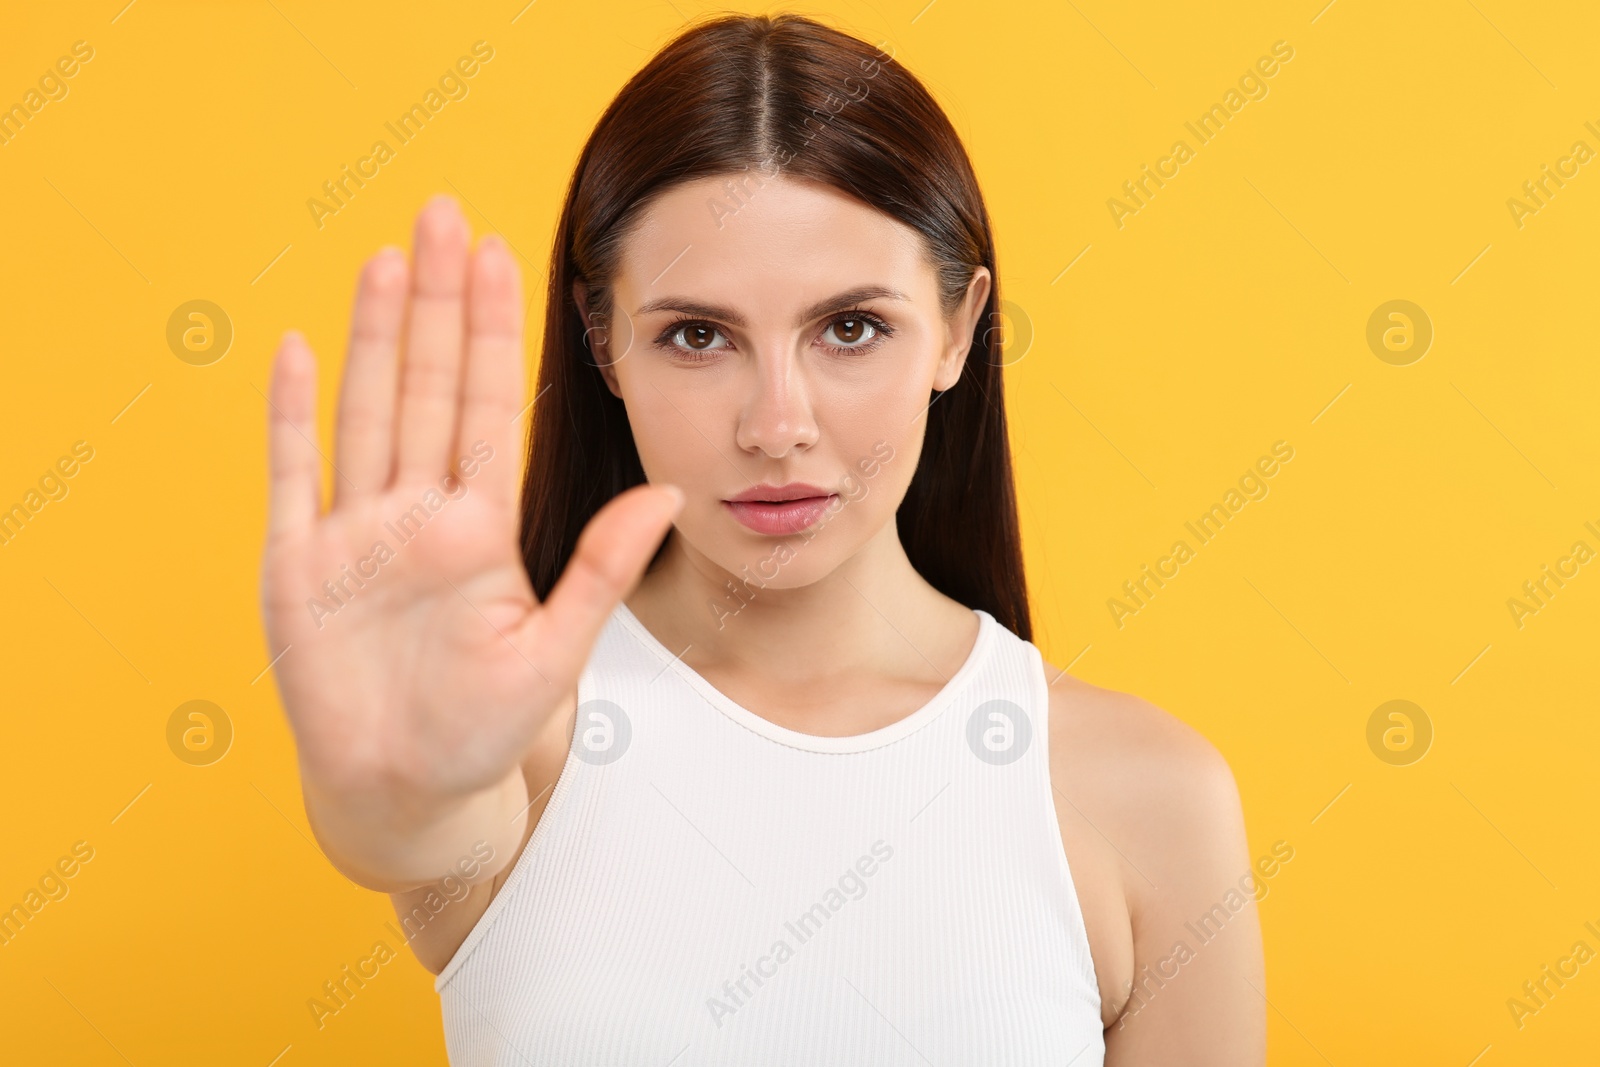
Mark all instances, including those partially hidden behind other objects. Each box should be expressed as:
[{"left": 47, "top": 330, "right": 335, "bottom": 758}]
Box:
[{"left": 733, "top": 347, "right": 819, "bottom": 459}]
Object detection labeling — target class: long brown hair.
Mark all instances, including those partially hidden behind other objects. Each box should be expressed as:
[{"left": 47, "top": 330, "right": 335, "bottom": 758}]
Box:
[{"left": 518, "top": 12, "right": 1032, "bottom": 641}]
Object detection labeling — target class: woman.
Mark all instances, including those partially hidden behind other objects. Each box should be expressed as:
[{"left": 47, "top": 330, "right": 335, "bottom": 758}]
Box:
[{"left": 260, "top": 12, "right": 1263, "bottom": 1064}]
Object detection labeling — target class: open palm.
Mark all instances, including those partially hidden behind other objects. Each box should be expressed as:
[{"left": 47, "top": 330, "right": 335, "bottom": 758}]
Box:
[{"left": 259, "top": 195, "right": 680, "bottom": 809}]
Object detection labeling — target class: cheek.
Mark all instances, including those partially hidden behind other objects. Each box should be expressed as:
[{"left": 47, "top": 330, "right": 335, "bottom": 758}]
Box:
[
  {"left": 812, "top": 369, "right": 926, "bottom": 468},
  {"left": 818, "top": 408, "right": 923, "bottom": 529},
  {"left": 842, "top": 438, "right": 918, "bottom": 517},
  {"left": 814, "top": 351, "right": 935, "bottom": 429},
  {"left": 623, "top": 386, "right": 718, "bottom": 484}
]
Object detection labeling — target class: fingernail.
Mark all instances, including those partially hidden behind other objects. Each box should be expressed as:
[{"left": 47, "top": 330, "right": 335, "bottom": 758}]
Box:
[{"left": 662, "top": 485, "right": 685, "bottom": 515}]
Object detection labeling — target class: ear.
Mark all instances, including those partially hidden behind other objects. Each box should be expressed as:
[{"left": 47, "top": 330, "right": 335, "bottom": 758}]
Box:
[
  {"left": 933, "top": 266, "right": 992, "bottom": 391},
  {"left": 573, "top": 280, "right": 622, "bottom": 397}
]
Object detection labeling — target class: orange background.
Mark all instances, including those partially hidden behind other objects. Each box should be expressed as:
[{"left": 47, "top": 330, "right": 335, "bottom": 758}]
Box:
[{"left": 1, "top": 0, "right": 1596, "bottom": 1062}]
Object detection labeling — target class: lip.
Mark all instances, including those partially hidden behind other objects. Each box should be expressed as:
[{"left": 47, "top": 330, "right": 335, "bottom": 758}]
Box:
[
  {"left": 722, "top": 483, "right": 838, "bottom": 536},
  {"left": 726, "top": 482, "right": 833, "bottom": 503}
]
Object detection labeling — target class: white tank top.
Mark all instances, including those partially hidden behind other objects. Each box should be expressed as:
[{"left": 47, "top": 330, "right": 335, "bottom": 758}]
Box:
[{"left": 434, "top": 600, "right": 1105, "bottom": 1065}]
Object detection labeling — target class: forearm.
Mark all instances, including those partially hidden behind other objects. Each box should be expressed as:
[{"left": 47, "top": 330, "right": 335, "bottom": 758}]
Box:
[{"left": 298, "top": 763, "right": 529, "bottom": 893}]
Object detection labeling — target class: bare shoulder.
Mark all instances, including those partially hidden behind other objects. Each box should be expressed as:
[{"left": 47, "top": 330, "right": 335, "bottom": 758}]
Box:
[
  {"left": 1044, "top": 667, "right": 1240, "bottom": 825},
  {"left": 1042, "top": 662, "right": 1264, "bottom": 1061}
]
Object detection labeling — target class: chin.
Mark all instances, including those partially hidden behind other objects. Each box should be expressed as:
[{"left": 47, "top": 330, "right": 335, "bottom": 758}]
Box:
[{"left": 700, "top": 528, "right": 853, "bottom": 593}]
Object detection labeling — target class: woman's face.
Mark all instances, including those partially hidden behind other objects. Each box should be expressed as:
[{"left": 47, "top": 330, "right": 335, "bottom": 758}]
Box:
[{"left": 582, "top": 172, "right": 991, "bottom": 594}]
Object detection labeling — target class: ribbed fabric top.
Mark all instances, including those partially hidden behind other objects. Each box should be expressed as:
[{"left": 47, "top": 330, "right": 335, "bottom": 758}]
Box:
[{"left": 434, "top": 600, "right": 1105, "bottom": 1065}]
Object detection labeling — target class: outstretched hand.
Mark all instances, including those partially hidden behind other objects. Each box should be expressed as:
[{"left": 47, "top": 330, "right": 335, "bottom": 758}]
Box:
[{"left": 259, "top": 194, "right": 681, "bottom": 809}]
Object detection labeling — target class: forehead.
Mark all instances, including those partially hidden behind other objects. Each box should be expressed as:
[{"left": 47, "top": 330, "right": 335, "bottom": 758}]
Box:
[{"left": 616, "top": 173, "right": 933, "bottom": 310}]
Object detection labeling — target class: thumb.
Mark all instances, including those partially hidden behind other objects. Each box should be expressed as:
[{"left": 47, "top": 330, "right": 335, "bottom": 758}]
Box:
[{"left": 520, "top": 482, "right": 684, "bottom": 688}]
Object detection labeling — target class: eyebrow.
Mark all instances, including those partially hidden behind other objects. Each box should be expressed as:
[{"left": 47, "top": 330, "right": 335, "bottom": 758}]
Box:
[{"left": 634, "top": 285, "right": 910, "bottom": 329}]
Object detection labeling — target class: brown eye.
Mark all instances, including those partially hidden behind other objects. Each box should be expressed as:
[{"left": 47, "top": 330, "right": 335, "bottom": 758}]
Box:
[
  {"left": 656, "top": 321, "right": 731, "bottom": 356},
  {"left": 822, "top": 315, "right": 883, "bottom": 350},
  {"left": 833, "top": 318, "right": 868, "bottom": 344}
]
